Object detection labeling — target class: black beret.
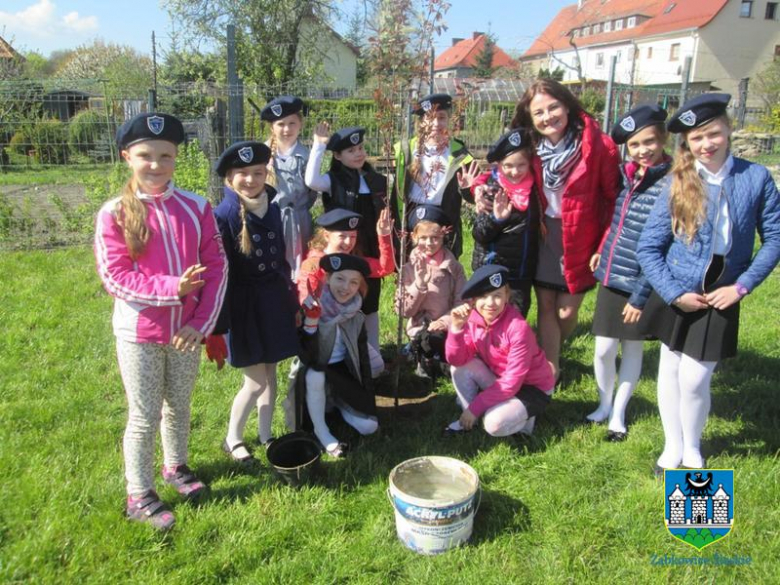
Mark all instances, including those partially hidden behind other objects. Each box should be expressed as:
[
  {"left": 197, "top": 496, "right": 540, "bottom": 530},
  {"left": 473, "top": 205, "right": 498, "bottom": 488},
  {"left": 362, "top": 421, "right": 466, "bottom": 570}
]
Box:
[
  {"left": 316, "top": 209, "right": 362, "bottom": 231},
  {"left": 610, "top": 104, "right": 668, "bottom": 145},
  {"left": 413, "top": 93, "right": 453, "bottom": 116},
  {"left": 319, "top": 253, "right": 370, "bottom": 277},
  {"left": 408, "top": 204, "right": 451, "bottom": 229},
  {"left": 486, "top": 128, "right": 531, "bottom": 163},
  {"left": 461, "top": 264, "right": 510, "bottom": 300},
  {"left": 326, "top": 127, "right": 365, "bottom": 152},
  {"left": 215, "top": 141, "right": 271, "bottom": 177},
  {"left": 261, "top": 96, "right": 304, "bottom": 121},
  {"left": 116, "top": 113, "right": 184, "bottom": 150},
  {"left": 667, "top": 93, "right": 731, "bottom": 134}
]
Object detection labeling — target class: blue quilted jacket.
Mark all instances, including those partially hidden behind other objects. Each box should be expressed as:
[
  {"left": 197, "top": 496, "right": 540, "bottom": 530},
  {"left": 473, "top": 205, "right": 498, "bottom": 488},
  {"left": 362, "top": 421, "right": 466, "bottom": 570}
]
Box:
[
  {"left": 594, "top": 158, "right": 672, "bottom": 309},
  {"left": 637, "top": 157, "right": 780, "bottom": 305}
]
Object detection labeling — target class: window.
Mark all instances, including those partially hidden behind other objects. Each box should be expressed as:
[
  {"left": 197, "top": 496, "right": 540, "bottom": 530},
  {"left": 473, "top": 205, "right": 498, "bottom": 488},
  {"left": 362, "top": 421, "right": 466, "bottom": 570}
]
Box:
[
  {"left": 647, "top": 46, "right": 653, "bottom": 59},
  {"left": 775, "top": 45, "right": 780, "bottom": 60},
  {"left": 767, "top": 2, "right": 778, "bottom": 19},
  {"left": 740, "top": 1, "right": 753, "bottom": 18},
  {"left": 615, "top": 19, "right": 624, "bottom": 30},
  {"left": 583, "top": 26, "right": 590, "bottom": 36},
  {"left": 593, "top": 23, "right": 601, "bottom": 34},
  {"left": 572, "top": 28, "right": 581, "bottom": 38},
  {"left": 627, "top": 16, "right": 637, "bottom": 28},
  {"left": 670, "top": 43, "right": 680, "bottom": 61},
  {"left": 596, "top": 52, "right": 605, "bottom": 68},
  {"left": 604, "top": 21, "right": 612, "bottom": 32}
]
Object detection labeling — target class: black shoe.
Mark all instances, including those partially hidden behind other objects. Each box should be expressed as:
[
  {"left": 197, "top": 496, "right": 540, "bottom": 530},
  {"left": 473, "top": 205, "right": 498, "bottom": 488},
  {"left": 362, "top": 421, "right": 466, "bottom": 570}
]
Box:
[
  {"left": 606, "top": 430, "right": 628, "bottom": 442},
  {"left": 222, "top": 440, "right": 255, "bottom": 464},
  {"left": 259, "top": 436, "right": 277, "bottom": 451}
]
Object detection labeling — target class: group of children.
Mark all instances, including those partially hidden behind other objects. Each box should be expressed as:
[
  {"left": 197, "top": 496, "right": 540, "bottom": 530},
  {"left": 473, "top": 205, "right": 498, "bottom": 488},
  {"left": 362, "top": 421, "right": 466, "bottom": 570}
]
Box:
[{"left": 94, "top": 84, "right": 780, "bottom": 530}]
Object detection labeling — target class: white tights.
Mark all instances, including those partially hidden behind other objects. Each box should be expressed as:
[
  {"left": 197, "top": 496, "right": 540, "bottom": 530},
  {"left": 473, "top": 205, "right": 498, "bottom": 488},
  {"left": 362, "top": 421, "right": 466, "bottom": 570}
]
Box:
[
  {"left": 656, "top": 343, "right": 717, "bottom": 469},
  {"left": 226, "top": 363, "right": 277, "bottom": 449},
  {"left": 587, "top": 336, "right": 644, "bottom": 433},
  {"left": 304, "top": 369, "right": 378, "bottom": 451},
  {"left": 451, "top": 358, "right": 536, "bottom": 437}
]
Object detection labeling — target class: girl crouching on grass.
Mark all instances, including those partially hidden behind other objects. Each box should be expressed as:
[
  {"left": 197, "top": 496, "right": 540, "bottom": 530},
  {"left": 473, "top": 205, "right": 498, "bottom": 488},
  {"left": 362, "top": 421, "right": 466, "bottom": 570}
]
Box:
[
  {"left": 397, "top": 204, "right": 466, "bottom": 377},
  {"left": 287, "top": 254, "right": 378, "bottom": 458},
  {"left": 94, "top": 113, "right": 227, "bottom": 530},
  {"left": 444, "top": 265, "right": 555, "bottom": 437}
]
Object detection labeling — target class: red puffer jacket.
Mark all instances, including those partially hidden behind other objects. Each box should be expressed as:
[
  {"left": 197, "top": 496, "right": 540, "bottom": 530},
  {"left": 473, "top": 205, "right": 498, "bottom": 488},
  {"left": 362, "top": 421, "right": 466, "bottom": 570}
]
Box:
[{"left": 533, "top": 113, "right": 621, "bottom": 294}]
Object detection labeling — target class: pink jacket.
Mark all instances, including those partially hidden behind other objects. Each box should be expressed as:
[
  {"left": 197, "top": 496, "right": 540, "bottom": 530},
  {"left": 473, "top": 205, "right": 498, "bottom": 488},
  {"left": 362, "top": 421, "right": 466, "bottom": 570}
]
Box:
[
  {"left": 94, "top": 184, "right": 228, "bottom": 344},
  {"left": 445, "top": 304, "right": 554, "bottom": 418},
  {"left": 398, "top": 247, "right": 466, "bottom": 338}
]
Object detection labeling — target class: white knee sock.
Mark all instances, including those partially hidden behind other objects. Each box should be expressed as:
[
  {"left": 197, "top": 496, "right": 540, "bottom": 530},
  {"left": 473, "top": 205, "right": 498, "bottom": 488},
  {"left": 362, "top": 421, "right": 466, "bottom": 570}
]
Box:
[
  {"left": 679, "top": 355, "right": 716, "bottom": 468},
  {"left": 656, "top": 344, "right": 683, "bottom": 468},
  {"left": 304, "top": 369, "right": 339, "bottom": 452},
  {"left": 589, "top": 336, "right": 619, "bottom": 422},
  {"left": 339, "top": 407, "right": 379, "bottom": 435},
  {"left": 607, "top": 339, "right": 644, "bottom": 433}
]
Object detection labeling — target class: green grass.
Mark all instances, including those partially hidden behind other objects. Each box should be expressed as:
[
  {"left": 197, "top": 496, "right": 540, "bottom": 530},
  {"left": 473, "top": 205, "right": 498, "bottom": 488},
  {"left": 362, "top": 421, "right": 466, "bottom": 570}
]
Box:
[
  {"left": 0, "top": 238, "right": 778, "bottom": 583},
  {"left": 0, "top": 164, "right": 115, "bottom": 186}
]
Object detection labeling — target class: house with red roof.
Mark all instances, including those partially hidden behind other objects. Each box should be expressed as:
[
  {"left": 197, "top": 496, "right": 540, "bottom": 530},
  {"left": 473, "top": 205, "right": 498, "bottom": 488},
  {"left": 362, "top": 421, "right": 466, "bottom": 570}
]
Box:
[
  {"left": 520, "top": 0, "right": 780, "bottom": 100},
  {"left": 434, "top": 32, "right": 517, "bottom": 78}
]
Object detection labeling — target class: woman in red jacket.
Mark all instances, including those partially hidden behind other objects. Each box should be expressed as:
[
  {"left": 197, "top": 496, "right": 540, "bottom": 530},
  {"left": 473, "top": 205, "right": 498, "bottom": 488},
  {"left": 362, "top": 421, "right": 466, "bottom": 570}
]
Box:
[{"left": 509, "top": 80, "right": 620, "bottom": 381}]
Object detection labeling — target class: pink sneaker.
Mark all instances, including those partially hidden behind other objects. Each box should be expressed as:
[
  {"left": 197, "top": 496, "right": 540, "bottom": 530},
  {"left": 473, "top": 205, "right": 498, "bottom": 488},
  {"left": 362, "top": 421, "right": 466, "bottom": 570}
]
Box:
[{"left": 162, "top": 464, "right": 207, "bottom": 499}]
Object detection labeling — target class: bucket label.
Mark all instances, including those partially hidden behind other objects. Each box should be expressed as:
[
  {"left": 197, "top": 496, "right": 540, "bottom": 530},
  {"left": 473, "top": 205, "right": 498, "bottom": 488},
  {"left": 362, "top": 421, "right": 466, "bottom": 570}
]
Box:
[{"left": 392, "top": 495, "right": 475, "bottom": 526}]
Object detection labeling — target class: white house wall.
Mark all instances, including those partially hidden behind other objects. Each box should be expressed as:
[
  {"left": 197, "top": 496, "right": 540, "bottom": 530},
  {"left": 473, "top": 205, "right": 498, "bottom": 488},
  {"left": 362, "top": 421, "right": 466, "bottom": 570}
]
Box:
[
  {"left": 633, "top": 35, "right": 697, "bottom": 86},
  {"left": 696, "top": 1, "right": 780, "bottom": 103}
]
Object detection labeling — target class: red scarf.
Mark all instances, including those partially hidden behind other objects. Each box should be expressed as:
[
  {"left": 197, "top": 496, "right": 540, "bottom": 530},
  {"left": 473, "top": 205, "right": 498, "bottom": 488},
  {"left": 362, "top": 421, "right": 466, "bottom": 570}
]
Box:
[{"left": 495, "top": 169, "right": 534, "bottom": 212}]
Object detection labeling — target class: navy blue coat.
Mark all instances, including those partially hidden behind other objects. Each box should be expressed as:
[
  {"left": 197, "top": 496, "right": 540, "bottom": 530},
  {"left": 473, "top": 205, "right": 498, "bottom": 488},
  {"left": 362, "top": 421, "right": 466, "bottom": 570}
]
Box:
[
  {"left": 594, "top": 159, "right": 671, "bottom": 309},
  {"left": 213, "top": 187, "right": 300, "bottom": 366},
  {"left": 637, "top": 157, "right": 780, "bottom": 305}
]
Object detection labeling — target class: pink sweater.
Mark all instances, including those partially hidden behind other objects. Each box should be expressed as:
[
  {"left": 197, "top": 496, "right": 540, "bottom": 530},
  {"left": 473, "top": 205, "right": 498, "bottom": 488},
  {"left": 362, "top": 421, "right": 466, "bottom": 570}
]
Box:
[
  {"left": 94, "top": 184, "right": 228, "bottom": 344},
  {"left": 445, "top": 304, "right": 554, "bottom": 417}
]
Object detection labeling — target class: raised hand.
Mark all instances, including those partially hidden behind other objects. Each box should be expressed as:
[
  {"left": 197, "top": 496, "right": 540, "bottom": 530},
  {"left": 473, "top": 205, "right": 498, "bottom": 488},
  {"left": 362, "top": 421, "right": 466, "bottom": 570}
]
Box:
[
  {"left": 492, "top": 188, "right": 511, "bottom": 221},
  {"left": 376, "top": 207, "right": 394, "bottom": 237},
  {"left": 456, "top": 160, "right": 480, "bottom": 190},
  {"left": 313, "top": 121, "right": 330, "bottom": 145},
  {"left": 449, "top": 302, "right": 471, "bottom": 332},
  {"left": 413, "top": 260, "right": 430, "bottom": 290},
  {"left": 302, "top": 278, "right": 322, "bottom": 331},
  {"left": 178, "top": 264, "right": 207, "bottom": 297}
]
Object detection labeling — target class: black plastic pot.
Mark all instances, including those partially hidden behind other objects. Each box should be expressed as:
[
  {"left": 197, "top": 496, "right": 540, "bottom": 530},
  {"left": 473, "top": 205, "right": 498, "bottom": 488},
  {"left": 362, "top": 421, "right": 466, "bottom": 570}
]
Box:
[{"left": 266, "top": 431, "right": 322, "bottom": 487}]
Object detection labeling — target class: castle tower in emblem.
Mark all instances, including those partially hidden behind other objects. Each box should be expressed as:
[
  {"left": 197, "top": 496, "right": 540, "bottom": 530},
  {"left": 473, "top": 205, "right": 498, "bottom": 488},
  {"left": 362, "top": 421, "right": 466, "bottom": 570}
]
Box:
[
  {"left": 712, "top": 484, "right": 730, "bottom": 525},
  {"left": 668, "top": 485, "right": 686, "bottom": 525}
]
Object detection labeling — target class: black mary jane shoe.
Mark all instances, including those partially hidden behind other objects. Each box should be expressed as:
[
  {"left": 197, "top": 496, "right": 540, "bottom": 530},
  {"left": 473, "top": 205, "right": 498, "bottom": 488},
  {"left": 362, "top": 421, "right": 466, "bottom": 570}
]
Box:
[
  {"left": 606, "top": 430, "right": 628, "bottom": 442},
  {"left": 222, "top": 440, "right": 255, "bottom": 464},
  {"left": 324, "top": 442, "right": 349, "bottom": 459}
]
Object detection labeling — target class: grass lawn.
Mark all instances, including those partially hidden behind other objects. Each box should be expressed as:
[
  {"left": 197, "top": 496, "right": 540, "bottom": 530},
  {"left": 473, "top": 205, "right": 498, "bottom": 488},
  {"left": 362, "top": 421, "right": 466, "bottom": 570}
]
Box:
[{"left": 0, "top": 235, "right": 778, "bottom": 583}]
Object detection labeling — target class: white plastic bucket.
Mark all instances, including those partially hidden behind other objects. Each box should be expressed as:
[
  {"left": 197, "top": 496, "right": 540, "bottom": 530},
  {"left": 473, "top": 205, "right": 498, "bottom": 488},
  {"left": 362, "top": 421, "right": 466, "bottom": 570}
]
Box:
[{"left": 388, "top": 456, "right": 480, "bottom": 555}]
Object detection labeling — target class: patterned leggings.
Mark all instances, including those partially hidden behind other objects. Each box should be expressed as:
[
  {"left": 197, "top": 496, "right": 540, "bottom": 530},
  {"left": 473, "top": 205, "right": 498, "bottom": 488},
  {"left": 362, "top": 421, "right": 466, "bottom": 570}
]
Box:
[{"left": 116, "top": 339, "right": 200, "bottom": 496}]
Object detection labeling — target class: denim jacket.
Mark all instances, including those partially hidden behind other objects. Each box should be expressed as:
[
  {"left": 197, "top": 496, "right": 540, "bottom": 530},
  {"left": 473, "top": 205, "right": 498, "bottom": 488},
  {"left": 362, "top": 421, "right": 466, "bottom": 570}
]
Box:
[{"left": 636, "top": 157, "right": 780, "bottom": 305}]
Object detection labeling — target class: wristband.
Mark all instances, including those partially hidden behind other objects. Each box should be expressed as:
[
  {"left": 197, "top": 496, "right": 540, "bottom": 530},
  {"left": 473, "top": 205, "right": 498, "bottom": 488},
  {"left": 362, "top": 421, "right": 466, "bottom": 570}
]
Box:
[{"left": 735, "top": 283, "right": 749, "bottom": 299}]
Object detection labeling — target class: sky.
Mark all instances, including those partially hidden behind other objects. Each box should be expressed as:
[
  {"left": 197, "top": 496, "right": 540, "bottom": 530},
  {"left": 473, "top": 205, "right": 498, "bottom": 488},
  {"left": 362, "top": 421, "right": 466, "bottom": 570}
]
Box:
[{"left": 0, "top": 0, "right": 573, "bottom": 59}]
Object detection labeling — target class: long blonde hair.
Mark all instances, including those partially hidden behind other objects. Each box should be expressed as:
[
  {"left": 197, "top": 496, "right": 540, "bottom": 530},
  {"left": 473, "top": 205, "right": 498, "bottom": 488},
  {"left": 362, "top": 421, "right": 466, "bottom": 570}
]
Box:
[
  {"left": 265, "top": 112, "right": 304, "bottom": 189},
  {"left": 116, "top": 177, "right": 150, "bottom": 260},
  {"left": 669, "top": 115, "right": 730, "bottom": 243}
]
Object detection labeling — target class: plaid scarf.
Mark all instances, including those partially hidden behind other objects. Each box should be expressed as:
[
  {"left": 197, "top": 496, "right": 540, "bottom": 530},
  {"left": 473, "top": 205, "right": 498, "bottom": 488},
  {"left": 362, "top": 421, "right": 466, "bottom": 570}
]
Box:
[{"left": 536, "top": 130, "right": 582, "bottom": 191}]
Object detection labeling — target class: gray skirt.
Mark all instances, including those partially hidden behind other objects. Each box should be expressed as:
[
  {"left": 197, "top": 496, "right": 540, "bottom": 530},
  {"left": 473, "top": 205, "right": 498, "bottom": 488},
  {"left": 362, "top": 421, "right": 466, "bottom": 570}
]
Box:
[{"left": 534, "top": 216, "right": 568, "bottom": 292}]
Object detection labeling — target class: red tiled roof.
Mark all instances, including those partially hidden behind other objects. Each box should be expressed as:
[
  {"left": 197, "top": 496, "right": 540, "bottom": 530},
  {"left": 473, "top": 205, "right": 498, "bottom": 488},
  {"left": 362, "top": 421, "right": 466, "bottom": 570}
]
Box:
[
  {"left": 0, "top": 35, "right": 21, "bottom": 60},
  {"left": 523, "top": 0, "right": 729, "bottom": 58},
  {"left": 435, "top": 34, "right": 517, "bottom": 70}
]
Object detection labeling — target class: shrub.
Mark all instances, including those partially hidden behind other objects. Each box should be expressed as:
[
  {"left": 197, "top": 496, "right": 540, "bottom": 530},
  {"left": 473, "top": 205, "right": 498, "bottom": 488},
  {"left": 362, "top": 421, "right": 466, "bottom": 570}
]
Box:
[
  {"left": 68, "top": 109, "right": 114, "bottom": 162},
  {"left": 174, "top": 139, "right": 210, "bottom": 195},
  {"left": 8, "top": 118, "right": 69, "bottom": 164}
]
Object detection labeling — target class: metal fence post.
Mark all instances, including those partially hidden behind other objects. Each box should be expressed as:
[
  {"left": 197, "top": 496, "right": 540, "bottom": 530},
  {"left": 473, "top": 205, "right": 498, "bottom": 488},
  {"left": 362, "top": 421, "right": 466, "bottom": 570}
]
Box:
[
  {"left": 227, "top": 23, "right": 244, "bottom": 144},
  {"left": 675, "top": 55, "right": 693, "bottom": 149},
  {"left": 603, "top": 55, "right": 617, "bottom": 133},
  {"left": 737, "top": 77, "right": 749, "bottom": 130}
]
